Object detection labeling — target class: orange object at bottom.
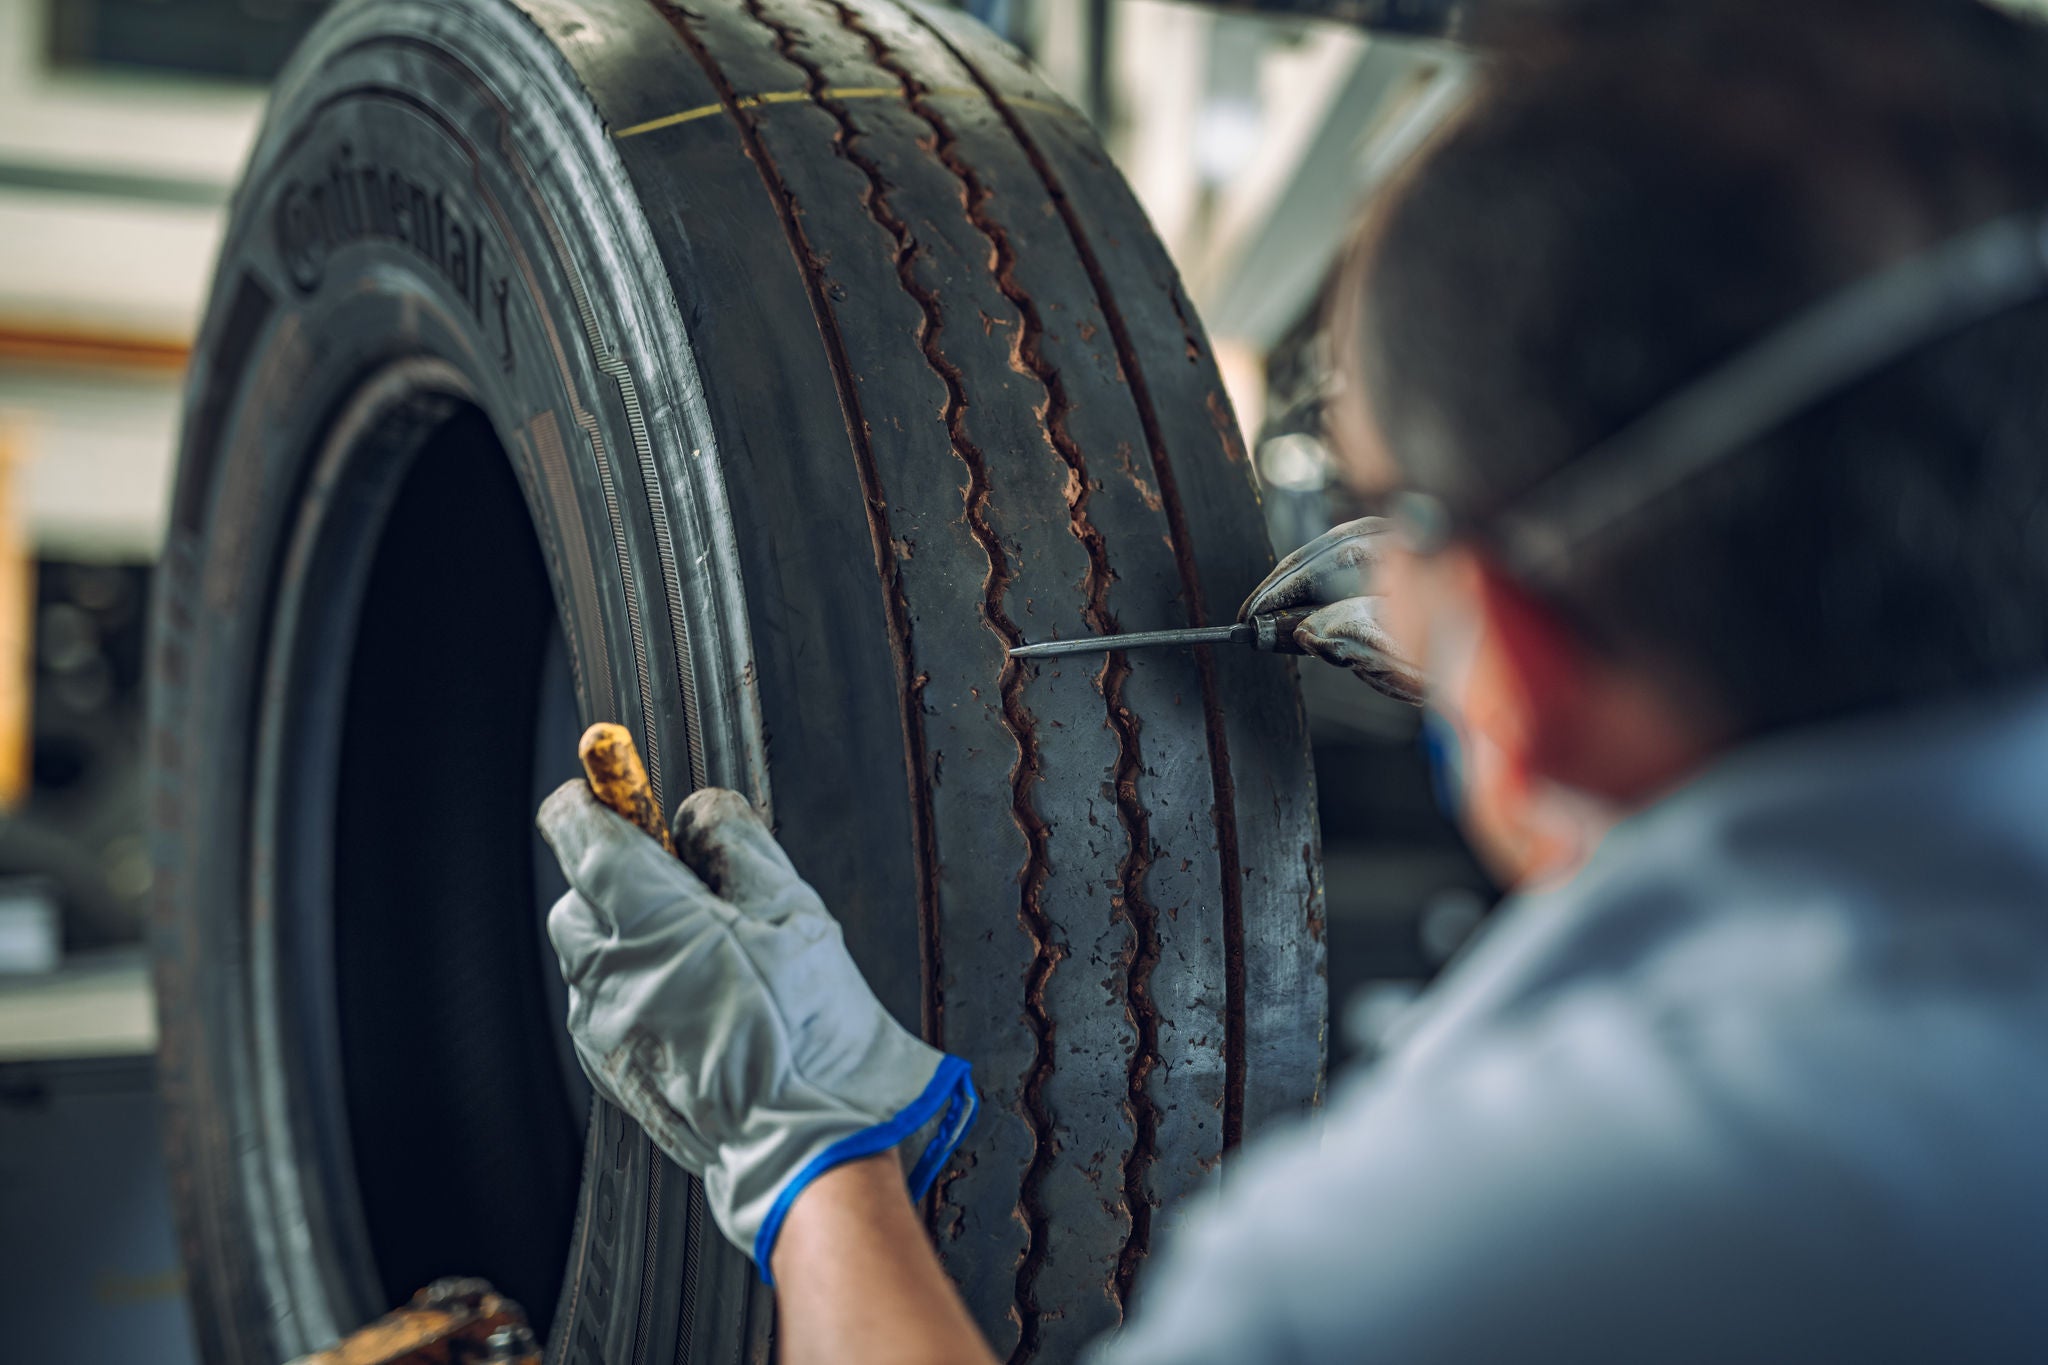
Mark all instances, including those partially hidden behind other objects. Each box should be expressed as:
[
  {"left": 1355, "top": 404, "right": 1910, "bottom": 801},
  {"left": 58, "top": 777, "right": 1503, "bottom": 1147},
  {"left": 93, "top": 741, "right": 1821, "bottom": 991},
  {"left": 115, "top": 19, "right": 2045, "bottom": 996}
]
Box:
[{"left": 286, "top": 1279, "right": 540, "bottom": 1365}]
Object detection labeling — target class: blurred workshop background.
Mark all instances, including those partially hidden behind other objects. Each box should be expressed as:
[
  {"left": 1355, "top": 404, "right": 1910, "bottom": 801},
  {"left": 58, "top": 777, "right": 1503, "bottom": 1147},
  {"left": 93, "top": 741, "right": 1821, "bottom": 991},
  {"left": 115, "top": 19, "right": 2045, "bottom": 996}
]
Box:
[{"left": 0, "top": 0, "right": 1488, "bottom": 1357}]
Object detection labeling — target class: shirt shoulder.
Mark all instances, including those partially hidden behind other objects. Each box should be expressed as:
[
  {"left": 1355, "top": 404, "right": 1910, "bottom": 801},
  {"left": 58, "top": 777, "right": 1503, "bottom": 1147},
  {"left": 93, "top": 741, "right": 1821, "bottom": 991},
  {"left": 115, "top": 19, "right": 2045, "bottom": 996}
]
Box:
[
  {"left": 1091, "top": 1010, "right": 1703, "bottom": 1365},
  {"left": 1094, "top": 970, "right": 2030, "bottom": 1365}
]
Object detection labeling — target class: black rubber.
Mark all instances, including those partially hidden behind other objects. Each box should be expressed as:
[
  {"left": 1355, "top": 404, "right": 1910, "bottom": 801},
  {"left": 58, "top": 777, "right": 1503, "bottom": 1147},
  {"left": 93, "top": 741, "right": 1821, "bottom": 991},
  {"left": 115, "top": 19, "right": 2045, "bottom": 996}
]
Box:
[{"left": 148, "top": 1, "right": 1324, "bottom": 1361}]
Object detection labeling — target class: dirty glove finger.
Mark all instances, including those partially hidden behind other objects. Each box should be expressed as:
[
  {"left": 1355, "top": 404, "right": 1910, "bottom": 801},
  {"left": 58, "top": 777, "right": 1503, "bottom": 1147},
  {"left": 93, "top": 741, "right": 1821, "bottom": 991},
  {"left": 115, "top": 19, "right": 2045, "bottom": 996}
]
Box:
[
  {"left": 1238, "top": 515, "right": 1389, "bottom": 620},
  {"left": 538, "top": 779, "right": 722, "bottom": 930},
  {"left": 671, "top": 788, "right": 812, "bottom": 921},
  {"left": 1296, "top": 598, "right": 1426, "bottom": 705}
]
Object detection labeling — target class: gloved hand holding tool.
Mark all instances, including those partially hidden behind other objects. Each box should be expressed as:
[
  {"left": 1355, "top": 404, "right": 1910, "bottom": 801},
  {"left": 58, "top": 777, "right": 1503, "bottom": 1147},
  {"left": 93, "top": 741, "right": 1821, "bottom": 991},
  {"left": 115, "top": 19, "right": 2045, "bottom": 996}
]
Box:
[
  {"left": 1008, "top": 514, "right": 1424, "bottom": 705},
  {"left": 539, "top": 724, "right": 977, "bottom": 1277},
  {"left": 1234, "top": 515, "right": 1424, "bottom": 704}
]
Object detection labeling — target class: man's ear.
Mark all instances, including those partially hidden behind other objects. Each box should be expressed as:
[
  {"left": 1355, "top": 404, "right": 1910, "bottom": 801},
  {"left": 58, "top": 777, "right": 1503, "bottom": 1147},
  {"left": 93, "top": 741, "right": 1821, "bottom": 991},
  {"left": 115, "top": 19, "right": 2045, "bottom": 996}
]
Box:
[
  {"left": 1464, "top": 555, "right": 1724, "bottom": 803},
  {"left": 1460, "top": 556, "right": 1589, "bottom": 784}
]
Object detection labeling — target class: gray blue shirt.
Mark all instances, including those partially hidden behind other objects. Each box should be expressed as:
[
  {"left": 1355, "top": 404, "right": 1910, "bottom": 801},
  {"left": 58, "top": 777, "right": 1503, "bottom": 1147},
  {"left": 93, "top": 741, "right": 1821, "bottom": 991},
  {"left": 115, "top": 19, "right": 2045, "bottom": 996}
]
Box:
[{"left": 1098, "top": 684, "right": 2048, "bottom": 1363}]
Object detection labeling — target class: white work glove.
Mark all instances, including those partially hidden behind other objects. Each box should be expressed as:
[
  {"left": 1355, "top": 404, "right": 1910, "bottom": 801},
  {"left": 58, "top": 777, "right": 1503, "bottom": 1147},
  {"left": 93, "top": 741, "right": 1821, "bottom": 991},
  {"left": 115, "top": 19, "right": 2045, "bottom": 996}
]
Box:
[
  {"left": 1238, "top": 515, "right": 1425, "bottom": 704},
  {"left": 536, "top": 782, "right": 976, "bottom": 1278}
]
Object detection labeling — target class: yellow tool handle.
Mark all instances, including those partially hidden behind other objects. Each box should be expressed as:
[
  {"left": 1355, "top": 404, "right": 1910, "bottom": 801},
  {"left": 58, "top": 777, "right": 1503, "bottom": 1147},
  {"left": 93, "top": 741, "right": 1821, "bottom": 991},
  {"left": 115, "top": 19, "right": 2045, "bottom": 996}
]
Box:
[{"left": 578, "top": 722, "right": 674, "bottom": 855}]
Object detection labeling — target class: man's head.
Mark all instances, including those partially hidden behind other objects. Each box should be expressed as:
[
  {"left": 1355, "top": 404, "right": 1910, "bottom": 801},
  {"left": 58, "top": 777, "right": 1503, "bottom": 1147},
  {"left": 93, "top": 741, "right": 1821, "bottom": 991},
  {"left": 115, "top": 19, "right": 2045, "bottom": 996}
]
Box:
[{"left": 1329, "top": 0, "right": 2048, "bottom": 861}]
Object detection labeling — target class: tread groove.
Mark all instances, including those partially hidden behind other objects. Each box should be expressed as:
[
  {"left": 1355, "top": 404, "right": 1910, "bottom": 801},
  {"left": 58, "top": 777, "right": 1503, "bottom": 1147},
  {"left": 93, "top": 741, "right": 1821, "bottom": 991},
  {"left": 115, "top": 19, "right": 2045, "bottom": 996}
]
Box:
[
  {"left": 642, "top": 0, "right": 947, "bottom": 1050},
  {"left": 723, "top": 2, "right": 1082, "bottom": 1350},
  {"left": 895, "top": 0, "right": 1252, "bottom": 1152},
  {"left": 811, "top": 3, "right": 1167, "bottom": 1328}
]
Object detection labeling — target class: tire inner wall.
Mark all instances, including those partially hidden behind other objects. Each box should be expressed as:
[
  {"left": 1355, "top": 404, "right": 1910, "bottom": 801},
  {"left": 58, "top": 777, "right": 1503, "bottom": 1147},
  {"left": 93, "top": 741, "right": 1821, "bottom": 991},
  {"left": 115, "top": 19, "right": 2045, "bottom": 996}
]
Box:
[{"left": 325, "top": 406, "right": 583, "bottom": 1327}]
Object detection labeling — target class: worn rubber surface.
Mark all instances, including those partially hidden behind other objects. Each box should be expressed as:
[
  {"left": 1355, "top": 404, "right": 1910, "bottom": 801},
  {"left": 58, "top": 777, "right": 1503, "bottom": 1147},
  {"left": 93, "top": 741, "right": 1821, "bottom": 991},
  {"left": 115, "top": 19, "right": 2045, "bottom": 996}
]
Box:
[{"left": 150, "top": 0, "right": 1323, "bottom": 1360}]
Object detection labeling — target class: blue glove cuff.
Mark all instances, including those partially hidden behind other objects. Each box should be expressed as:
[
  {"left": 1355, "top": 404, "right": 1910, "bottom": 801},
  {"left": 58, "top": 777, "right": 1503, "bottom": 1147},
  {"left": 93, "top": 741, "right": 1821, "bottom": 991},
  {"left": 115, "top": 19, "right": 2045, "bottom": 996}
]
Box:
[{"left": 752, "top": 1055, "right": 979, "bottom": 1281}]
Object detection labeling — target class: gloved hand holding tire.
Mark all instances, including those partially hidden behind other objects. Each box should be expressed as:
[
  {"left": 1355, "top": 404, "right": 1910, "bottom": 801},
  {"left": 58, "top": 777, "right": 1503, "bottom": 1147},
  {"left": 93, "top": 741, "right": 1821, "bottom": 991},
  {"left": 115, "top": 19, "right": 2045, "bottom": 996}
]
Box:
[{"left": 537, "top": 782, "right": 977, "bottom": 1279}]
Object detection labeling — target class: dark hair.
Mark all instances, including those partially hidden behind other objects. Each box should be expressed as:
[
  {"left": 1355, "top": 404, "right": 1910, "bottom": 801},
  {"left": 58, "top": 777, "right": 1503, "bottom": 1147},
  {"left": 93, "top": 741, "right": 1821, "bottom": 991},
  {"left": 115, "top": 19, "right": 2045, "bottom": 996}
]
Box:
[{"left": 1344, "top": 0, "right": 2048, "bottom": 734}]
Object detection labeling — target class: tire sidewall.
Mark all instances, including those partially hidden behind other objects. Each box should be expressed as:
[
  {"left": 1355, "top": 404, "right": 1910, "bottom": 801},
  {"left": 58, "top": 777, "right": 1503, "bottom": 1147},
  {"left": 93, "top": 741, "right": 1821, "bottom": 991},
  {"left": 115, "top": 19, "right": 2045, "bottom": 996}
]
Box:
[{"left": 149, "top": 2, "right": 761, "bottom": 1358}]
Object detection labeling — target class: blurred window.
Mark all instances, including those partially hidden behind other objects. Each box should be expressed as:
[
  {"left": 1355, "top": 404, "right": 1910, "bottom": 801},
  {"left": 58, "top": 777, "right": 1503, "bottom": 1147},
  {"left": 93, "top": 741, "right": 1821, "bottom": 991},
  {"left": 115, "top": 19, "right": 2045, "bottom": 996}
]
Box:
[{"left": 47, "top": 0, "right": 331, "bottom": 83}]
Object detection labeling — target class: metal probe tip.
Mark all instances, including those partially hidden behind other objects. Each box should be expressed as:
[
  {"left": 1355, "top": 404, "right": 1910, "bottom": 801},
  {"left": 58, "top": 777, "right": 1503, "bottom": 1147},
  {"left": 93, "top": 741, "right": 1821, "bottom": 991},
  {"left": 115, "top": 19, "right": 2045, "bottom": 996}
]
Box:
[{"left": 1007, "top": 623, "right": 1253, "bottom": 659}]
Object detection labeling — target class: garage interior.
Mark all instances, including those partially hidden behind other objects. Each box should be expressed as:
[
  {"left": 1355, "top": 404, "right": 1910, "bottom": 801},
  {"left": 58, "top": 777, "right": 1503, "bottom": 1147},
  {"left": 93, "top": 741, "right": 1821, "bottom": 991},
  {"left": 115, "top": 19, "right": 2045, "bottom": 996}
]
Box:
[
  {"left": 0, "top": 2, "right": 1494, "bottom": 1355},
  {"left": 0, "top": 0, "right": 1507, "bottom": 1358},
  {"left": 24, "top": 0, "right": 2023, "bottom": 1358}
]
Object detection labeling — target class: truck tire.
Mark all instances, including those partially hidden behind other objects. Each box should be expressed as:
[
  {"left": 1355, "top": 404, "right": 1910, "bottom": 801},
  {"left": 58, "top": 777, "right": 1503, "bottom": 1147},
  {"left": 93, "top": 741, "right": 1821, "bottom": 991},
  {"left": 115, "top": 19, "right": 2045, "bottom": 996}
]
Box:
[{"left": 148, "top": 0, "right": 1324, "bottom": 1360}]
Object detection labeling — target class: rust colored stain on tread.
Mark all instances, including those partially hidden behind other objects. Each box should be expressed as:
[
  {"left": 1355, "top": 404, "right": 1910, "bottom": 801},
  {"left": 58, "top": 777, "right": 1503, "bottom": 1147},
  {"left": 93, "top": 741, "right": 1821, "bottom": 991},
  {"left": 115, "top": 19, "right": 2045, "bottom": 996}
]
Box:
[
  {"left": 645, "top": 0, "right": 947, "bottom": 1051},
  {"left": 1206, "top": 391, "right": 1249, "bottom": 465},
  {"left": 1114, "top": 441, "right": 1164, "bottom": 514},
  {"left": 900, "top": 2, "right": 1252, "bottom": 1157},
  {"left": 820, "top": 3, "right": 1166, "bottom": 1347}
]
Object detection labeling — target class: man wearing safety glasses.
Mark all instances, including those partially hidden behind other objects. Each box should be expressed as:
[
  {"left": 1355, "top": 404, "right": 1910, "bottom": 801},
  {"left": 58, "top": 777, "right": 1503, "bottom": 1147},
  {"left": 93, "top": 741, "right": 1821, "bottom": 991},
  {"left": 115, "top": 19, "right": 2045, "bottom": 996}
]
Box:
[{"left": 533, "top": 0, "right": 2048, "bottom": 1359}]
